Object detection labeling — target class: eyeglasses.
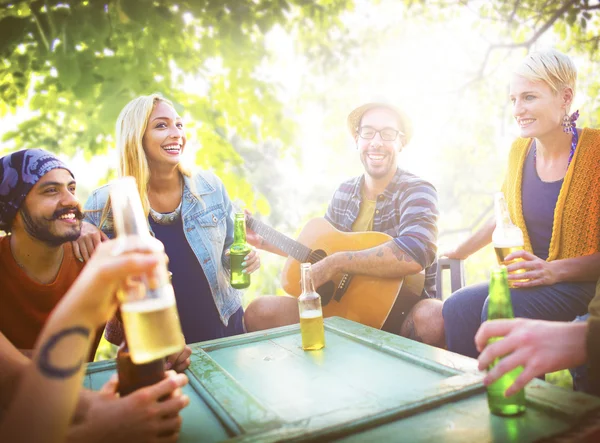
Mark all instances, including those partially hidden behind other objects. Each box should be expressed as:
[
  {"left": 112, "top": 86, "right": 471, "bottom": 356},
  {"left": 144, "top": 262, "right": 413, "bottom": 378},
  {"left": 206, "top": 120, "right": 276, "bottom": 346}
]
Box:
[{"left": 357, "top": 126, "right": 403, "bottom": 141}]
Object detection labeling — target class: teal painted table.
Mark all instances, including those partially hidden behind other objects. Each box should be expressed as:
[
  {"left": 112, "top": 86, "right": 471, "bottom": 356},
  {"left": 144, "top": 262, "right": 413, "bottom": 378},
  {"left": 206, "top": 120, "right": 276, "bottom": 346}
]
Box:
[{"left": 84, "top": 317, "right": 600, "bottom": 442}]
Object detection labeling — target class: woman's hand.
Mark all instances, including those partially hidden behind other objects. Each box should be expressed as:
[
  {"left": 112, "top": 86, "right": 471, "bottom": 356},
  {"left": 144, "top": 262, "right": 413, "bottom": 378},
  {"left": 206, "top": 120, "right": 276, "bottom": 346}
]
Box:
[
  {"left": 242, "top": 249, "right": 260, "bottom": 274},
  {"left": 62, "top": 238, "right": 163, "bottom": 328},
  {"left": 72, "top": 221, "right": 108, "bottom": 262},
  {"left": 242, "top": 209, "right": 266, "bottom": 249},
  {"left": 505, "top": 250, "right": 559, "bottom": 287}
]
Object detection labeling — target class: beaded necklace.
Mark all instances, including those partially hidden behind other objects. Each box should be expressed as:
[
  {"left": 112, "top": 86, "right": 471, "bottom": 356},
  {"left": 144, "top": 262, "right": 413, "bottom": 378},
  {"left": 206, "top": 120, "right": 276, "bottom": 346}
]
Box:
[{"left": 533, "top": 128, "right": 579, "bottom": 171}]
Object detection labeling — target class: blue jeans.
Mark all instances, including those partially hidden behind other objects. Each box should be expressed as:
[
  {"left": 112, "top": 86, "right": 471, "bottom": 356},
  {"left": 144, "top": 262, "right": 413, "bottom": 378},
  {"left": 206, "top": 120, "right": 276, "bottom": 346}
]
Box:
[{"left": 442, "top": 281, "right": 596, "bottom": 358}]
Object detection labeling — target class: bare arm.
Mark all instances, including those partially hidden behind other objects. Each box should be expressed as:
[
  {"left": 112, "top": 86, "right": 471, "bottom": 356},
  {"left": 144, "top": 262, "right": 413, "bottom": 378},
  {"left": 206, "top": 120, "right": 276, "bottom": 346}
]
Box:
[
  {"left": 1, "top": 308, "right": 98, "bottom": 443},
  {"left": 0, "top": 333, "right": 28, "bottom": 414},
  {"left": 310, "top": 240, "right": 422, "bottom": 288},
  {"left": 443, "top": 217, "right": 495, "bottom": 260},
  {"left": 330, "top": 240, "right": 422, "bottom": 277},
  {"left": 0, "top": 334, "right": 96, "bottom": 424},
  {"left": 0, "top": 241, "right": 161, "bottom": 443}
]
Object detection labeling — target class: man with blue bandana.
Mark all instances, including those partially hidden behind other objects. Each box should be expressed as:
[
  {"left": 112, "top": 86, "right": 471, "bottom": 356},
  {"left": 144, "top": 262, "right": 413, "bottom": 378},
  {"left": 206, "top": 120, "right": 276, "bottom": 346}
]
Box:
[
  {"left": 0, "top": 148, "right": 89, "bottom": 354},
  {"left": 0, "top": 148, "right": 187, "bottom": 441}
]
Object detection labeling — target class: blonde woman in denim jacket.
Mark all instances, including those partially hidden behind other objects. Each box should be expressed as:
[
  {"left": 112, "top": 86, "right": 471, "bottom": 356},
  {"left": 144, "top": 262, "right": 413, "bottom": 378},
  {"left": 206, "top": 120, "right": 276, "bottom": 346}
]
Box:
[{"left": 76, "top": 95, "right": 260, "bottom": 351}]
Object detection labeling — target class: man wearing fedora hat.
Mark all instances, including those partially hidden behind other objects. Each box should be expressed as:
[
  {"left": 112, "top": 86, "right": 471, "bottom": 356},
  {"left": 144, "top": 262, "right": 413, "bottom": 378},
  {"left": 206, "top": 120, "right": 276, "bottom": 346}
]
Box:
[{"left": 244, "top": 102, "right": 444, "bottom": 346}]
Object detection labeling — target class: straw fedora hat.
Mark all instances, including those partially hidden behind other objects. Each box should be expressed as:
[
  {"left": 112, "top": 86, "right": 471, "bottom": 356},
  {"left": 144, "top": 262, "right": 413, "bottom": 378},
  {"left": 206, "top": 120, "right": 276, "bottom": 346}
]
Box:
[{"left": 346, "top": 102, "right": 413, "bottom": 145}]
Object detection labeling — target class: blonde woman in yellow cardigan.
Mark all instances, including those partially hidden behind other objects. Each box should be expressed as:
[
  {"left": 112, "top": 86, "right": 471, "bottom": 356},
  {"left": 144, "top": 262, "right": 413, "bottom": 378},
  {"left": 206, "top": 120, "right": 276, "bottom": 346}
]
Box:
[{"left": 442, "top": 48, "right": 600, "bottom": 359}]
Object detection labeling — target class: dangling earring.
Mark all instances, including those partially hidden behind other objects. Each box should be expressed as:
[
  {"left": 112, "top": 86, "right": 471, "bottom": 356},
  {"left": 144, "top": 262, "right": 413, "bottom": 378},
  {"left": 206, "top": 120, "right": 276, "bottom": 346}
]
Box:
[{"left": 562, "top": 110, "right": 579, "bottom": 134}]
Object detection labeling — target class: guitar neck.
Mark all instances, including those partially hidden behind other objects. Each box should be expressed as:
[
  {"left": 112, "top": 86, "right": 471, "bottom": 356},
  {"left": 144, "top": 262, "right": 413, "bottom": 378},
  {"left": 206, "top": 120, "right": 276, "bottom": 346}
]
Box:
[{"left": 246, "top": 216, "right": 312, "bottom": 263}]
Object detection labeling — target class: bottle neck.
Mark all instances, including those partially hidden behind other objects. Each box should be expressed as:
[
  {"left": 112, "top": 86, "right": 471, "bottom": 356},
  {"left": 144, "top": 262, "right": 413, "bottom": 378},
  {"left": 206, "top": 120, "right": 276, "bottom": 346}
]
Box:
[
  {"left": 233, "top": 218, "right": 247, "bottom": 244},
  {"left": 488, "top": 269, "right": 514, "bottom": 319},
  {"left": 300, "top": 265, "right": 316, "bottom": 294},
  {"left": 494, "top": 196, "right": 512, "bottom": 228}
]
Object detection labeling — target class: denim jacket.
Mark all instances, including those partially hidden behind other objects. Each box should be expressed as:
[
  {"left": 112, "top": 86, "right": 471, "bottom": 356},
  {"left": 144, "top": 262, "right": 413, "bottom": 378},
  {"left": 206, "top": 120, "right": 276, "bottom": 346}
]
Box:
[{"left": 83, "top": 171, "right": 242, "bottom": 325}]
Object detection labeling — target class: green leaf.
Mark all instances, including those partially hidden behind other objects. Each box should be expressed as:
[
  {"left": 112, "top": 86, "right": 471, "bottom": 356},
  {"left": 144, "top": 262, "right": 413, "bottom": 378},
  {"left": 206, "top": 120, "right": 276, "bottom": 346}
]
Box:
[{"left": 54, "top": 53, "right": 81, "bottom": 89}]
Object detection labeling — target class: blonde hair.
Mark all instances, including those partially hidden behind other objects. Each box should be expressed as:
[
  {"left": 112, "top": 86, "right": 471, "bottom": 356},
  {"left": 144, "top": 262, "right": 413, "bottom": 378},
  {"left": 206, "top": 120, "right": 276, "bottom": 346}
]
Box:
[
  {"left": 515, "top": 48, "right": 577, "bottom": 97},
  {"left": 100, "top": 94, "right": 191, "bottom": 228}
]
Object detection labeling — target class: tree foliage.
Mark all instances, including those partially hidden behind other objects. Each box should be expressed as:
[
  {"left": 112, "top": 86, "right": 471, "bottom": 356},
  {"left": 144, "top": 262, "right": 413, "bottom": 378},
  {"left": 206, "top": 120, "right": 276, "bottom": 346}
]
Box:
[
  {"left": 404, "top": 1, "right": 600, "bottom": 80},
  {"left": 0, "top": 0, "right": 354, "bottom": 161}
]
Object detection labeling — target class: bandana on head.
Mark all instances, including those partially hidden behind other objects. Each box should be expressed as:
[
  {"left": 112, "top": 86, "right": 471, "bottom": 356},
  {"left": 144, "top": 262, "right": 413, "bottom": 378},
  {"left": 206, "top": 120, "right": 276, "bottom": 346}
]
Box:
[{"left": 0, "top": 149, "right": 74, "bottom": 232}]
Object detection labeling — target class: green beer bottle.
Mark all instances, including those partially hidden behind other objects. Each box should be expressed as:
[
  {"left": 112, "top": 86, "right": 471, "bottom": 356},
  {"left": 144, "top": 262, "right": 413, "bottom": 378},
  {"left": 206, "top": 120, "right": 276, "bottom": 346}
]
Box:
[
  {"left": 230, "top": 212, "right": 251, "bottom": 289},
  {"left": 486, "top": 265, "right": 526, "bottom": 416}
]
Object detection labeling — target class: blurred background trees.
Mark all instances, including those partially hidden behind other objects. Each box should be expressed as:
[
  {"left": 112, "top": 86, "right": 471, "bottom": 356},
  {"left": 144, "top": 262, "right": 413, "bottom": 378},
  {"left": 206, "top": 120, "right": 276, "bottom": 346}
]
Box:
[{"left": 2, "top": 1, "right": 599, "bottom": 371}]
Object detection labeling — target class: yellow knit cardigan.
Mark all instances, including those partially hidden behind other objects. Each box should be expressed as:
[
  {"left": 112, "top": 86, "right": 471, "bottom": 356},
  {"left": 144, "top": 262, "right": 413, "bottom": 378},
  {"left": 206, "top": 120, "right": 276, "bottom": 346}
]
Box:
[{"left": 502, "top": 128, "right": 600, "bottom": 261}]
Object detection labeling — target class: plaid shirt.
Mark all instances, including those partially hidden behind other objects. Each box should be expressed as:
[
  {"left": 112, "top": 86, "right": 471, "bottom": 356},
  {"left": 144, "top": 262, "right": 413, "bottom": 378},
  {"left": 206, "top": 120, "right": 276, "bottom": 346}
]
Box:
[{"left": 325, "top": 168, "right": 439, "bottom": 298}]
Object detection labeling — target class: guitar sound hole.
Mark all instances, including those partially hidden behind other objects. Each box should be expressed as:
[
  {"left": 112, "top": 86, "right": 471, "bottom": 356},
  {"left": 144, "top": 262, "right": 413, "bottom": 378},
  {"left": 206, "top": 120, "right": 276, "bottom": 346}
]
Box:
[
  {"left": 308, "top": 249, "right": 327, "bottom": 264},
  {"left": 318, "top": 281, "right": 335, "bottom": 306}
]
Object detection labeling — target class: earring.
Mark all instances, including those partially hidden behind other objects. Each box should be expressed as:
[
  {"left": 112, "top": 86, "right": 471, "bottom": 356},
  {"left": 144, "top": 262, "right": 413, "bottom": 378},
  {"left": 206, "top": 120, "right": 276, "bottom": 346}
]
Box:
[{"left": 562, "top": 110, "right": 580, "bottom": 134}]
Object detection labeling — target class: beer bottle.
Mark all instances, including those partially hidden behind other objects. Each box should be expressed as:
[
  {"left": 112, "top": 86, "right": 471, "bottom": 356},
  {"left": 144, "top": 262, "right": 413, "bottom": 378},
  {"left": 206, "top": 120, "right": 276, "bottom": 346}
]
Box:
[
  {"left": 110, "top": 177, "right": 185, "bottom": 364},
  {"left": 116, "top": 340, "right": 165, "bottom": 397},
  {"left": 229, "top": 212, "right": 251, "bottom": 289},
  {"left": 486, "top": 265, "right": 526, "bottom": 416},
  {"left": 492, "top": 192, "right": 526, "bottom": 288},
  {"left": 298, "top": 263, "right": 325, "bottom": 350}
]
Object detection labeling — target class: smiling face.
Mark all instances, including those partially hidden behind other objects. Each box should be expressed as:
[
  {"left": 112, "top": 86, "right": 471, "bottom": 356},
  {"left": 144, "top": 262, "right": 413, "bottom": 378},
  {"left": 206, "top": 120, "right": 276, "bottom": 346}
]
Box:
[
  {"left": 12, "top": 168, "right": 83, "bottom": 246},
  {"left": 509, "top": 74, "right": 571, "bottom": 139},
  {"left": 356, "top": 107, "right": 403, "bottom": 180},
  {"left": 142, "top": 101, "right": 186, "bottom": 167}
]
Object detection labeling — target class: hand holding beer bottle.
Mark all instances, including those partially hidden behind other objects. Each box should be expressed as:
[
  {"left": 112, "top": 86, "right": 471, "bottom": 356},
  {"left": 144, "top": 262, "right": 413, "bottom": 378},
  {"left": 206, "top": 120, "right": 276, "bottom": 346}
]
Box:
[
  {"left": 110, "top": 177, "right": 185, "bottom": 364},
  {"left": 230, "top": 212, "right": 252, "bottom": 289},
  {"left": 298, "top": 263, "right": 325, "bottom": 351},
  {"left": 485, "top": 265, "right": 526, "bottom": 417},
  {"left": 492, "top": 192, "right": 527, "bottom": 288},
  {"left": 116, "top": 339, "right": 166, "bottom": 397}
]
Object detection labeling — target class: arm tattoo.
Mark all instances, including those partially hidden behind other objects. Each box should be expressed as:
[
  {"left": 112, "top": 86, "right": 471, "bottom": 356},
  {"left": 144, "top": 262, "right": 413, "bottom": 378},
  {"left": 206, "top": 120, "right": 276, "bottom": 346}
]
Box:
[
  {"left": 386, "top": 243, "right": 416, "bottom": 264},
  {"left": 343, "top": 242, "right": 415, "bottom": 264},
  {"left": 346, "top": 248, "right": 376, "bottom": 260},
  {"left": 37, "top": 326, "right": 91, "bottom": 379}
]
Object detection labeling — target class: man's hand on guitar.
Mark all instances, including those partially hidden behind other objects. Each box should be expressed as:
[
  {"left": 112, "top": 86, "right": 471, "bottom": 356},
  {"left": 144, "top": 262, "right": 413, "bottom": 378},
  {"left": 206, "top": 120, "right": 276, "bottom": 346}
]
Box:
[{"left": 310, "top": 258, "right": 336, "bottom": 289}]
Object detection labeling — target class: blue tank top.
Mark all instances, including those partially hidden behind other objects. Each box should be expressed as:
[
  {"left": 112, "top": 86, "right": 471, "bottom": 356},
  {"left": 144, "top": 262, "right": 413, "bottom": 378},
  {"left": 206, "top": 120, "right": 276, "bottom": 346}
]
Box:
[
  {"left": 521, "top": 144, "right": 562, "bottom": 260},
  {"left": 149, "top": 216, "right": 244, "bottom": 344}
]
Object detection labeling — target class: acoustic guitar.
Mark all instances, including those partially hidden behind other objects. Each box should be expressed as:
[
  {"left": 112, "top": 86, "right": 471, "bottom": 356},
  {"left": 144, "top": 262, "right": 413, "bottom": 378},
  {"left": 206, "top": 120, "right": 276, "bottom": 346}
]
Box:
[{"left": 246, "top": 216, "right": 424, "bottom": 329}]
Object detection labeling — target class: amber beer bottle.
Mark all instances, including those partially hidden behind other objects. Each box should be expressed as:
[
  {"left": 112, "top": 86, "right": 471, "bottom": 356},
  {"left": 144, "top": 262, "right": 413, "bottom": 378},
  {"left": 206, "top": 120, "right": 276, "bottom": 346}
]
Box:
[
  {"left": 492, "top": 192, "right": 526, "bottom": 288},
  {"left": 298, "top": 263, "right": 325, "bottom": 350},
  {"left": 110, "top": 177, "right": 185, "bottom": 364},
  {"left": 486, "top": 265, "right": 526, "bottom": 416},
  {"left": 230, "top": 212, "right": 251, "bottom": 289},
  {"left": 116, "top": 340, "right": 165, "bottom": 397}
]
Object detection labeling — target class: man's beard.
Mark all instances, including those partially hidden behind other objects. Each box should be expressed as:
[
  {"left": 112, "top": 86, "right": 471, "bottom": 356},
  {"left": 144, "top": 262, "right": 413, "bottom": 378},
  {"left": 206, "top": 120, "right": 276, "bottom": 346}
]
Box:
[{"left": 20, "top": 206, "right": 83, "bottom": 247}]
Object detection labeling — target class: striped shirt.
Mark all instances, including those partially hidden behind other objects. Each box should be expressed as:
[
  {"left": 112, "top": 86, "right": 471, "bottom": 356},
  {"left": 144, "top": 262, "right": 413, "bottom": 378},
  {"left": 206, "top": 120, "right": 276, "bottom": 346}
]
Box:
[{"left": 324, "top": 168, "right": 439, "bottom": 298}]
